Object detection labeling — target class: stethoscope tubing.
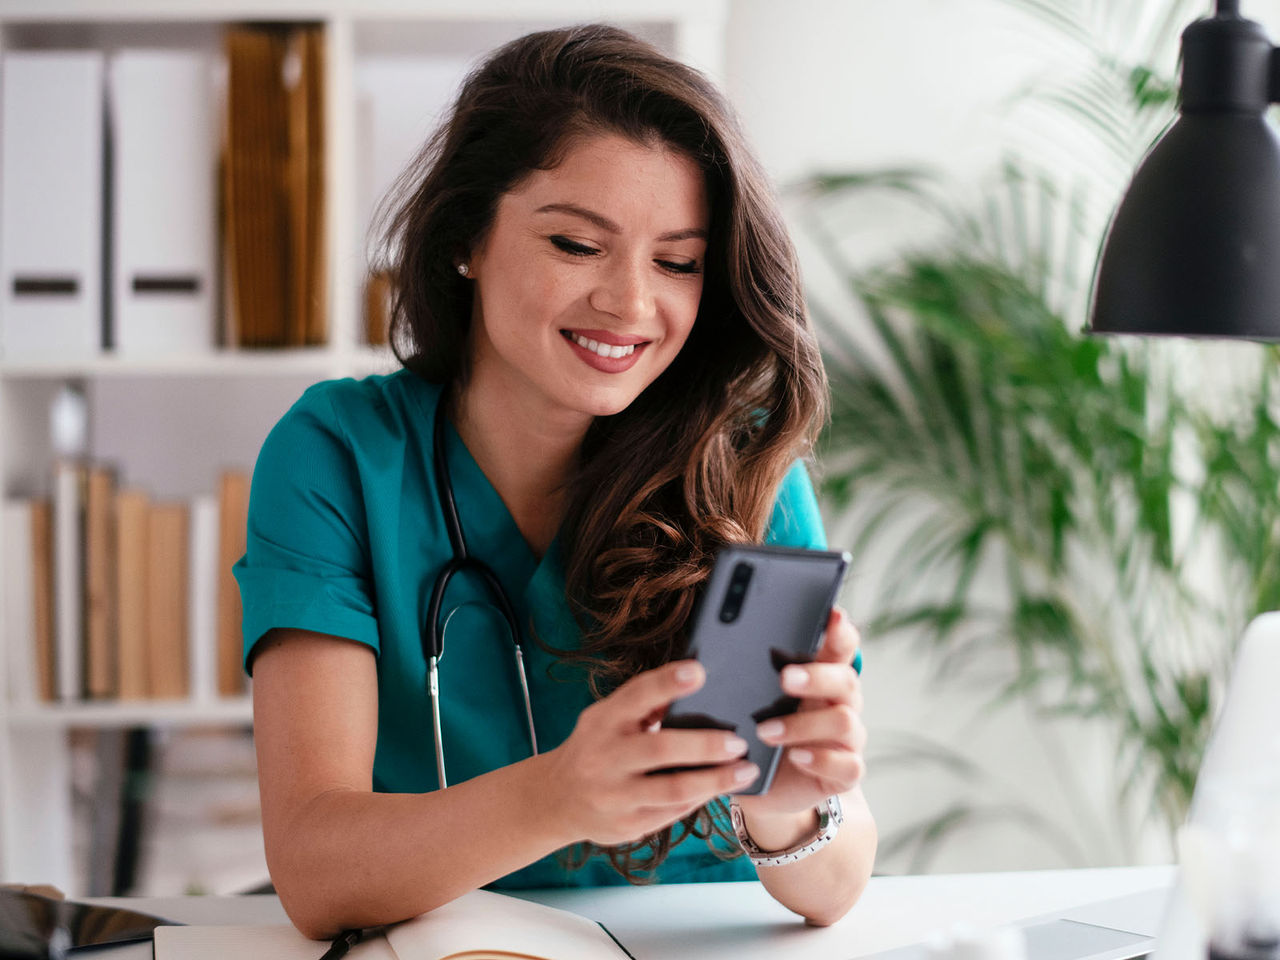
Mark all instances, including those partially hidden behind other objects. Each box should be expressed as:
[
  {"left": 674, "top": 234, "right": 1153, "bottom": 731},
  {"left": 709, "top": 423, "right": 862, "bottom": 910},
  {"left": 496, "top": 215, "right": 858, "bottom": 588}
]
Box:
[{"left": 426, "top": 395, "right": 539, "bottom": 790}]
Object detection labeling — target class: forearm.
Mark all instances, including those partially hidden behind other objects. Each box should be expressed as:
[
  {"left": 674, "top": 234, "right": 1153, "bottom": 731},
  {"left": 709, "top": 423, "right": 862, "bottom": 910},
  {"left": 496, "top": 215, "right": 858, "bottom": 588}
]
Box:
[
  {"left": 744, "top": 787, "right": 877, "bottom": 926},
  {"left": 268, "top": 751, "right": 571, "bottom": 939}
]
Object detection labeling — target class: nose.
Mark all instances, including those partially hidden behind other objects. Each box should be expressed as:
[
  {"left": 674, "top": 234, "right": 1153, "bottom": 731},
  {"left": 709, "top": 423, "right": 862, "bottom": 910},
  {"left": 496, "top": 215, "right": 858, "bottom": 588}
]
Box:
[{"left": 588, "top": 255, "right": 655, "bottom": 327}]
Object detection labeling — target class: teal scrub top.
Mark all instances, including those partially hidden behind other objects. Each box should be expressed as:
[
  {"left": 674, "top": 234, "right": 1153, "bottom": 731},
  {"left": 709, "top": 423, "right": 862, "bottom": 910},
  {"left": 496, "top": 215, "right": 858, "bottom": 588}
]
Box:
[{"left": 233, "top": 370, "right": 829, "bottom": 889}]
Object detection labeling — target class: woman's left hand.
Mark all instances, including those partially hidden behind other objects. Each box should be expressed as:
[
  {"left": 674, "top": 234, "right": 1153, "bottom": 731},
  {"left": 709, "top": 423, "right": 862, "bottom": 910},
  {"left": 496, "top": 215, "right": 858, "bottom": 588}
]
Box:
[{"left": 732, "top": 607, "right": 866, "bottom": 821}]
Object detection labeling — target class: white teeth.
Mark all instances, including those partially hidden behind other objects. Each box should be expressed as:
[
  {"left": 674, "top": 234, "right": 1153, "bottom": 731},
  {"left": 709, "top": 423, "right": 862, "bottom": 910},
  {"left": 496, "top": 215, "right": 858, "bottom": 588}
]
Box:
[{"left": 570, "top": 332, "right": 637, "bottom": 358}]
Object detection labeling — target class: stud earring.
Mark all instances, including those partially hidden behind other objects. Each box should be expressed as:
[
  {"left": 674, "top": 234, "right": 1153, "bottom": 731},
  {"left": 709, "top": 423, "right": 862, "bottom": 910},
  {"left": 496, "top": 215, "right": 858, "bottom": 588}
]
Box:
[{"left": 456, "top": 262, "right": 470, "bottom": 277}]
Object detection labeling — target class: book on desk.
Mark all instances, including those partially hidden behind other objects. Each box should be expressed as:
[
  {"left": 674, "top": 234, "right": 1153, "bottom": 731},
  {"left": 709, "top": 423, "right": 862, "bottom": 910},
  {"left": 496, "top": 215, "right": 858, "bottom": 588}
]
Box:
[{"left": 151, "top": 889, "right": 634, "bottom": 960}]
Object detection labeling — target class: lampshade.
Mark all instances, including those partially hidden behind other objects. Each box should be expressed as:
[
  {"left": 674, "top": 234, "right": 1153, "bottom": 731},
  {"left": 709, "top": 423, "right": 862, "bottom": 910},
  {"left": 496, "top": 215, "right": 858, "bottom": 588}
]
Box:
[{"left": 1089, "top": 3, "right": 1280, "bottom": 339}]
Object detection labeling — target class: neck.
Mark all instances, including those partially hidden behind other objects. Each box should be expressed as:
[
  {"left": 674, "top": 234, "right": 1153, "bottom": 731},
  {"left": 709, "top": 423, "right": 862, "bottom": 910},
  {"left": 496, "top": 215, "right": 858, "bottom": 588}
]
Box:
[{"left": 450, "top": 367, "right": 589, "bottom": 557}]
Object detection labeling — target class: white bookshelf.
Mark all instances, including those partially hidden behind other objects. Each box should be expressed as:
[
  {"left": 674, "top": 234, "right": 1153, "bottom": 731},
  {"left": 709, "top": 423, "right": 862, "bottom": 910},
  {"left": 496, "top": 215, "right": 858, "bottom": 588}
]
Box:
[{"left": 0, "top": 0, "right": 729, "bottom": 896}]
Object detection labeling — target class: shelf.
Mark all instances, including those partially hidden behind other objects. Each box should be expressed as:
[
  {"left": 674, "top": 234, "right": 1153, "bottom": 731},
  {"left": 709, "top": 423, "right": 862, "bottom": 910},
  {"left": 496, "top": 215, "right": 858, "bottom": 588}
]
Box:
[
  {"left": 3, "top": 697, "right": 253, "bottom": 728},
  {"left": 0, "top": 1, "right": 719, "bottom": 21},
  {"left": 0, "top": 348, "right": 345, "bottom": 380},
  {"left": 0, "top": 346, "right": 403, "bottom": 380}
]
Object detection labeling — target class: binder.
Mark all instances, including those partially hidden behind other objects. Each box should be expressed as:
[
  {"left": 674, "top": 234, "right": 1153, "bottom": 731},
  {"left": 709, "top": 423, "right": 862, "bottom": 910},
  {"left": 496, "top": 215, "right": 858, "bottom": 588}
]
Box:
[
  {"left": 0, "top": 52, "right": 105, "bottom": 360},
  {"left": 108, "top": 50, "right": 217, "bottom": 355}
]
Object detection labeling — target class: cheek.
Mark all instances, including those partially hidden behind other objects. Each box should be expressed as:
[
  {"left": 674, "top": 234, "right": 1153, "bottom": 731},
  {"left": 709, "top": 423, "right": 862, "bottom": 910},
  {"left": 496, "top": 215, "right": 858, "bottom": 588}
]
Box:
[{"left": 665, "top": 283, "right": 704, "bottom": 347}]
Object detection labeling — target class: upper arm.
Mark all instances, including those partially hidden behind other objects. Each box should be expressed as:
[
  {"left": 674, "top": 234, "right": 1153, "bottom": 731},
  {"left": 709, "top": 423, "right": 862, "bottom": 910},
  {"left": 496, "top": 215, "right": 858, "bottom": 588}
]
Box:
[
  {"left": 251, "top": 628, "right": 378, "bottom": 858},
  {"left": 234, "top": 386, "right": 382, "bottom": 674}
]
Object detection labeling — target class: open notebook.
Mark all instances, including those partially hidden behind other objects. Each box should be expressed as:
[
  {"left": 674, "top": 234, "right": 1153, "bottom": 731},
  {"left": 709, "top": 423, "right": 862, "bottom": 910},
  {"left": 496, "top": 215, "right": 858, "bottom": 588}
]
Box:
[{"left": 151, "top": 889, "right": 634, "bottom": 960}]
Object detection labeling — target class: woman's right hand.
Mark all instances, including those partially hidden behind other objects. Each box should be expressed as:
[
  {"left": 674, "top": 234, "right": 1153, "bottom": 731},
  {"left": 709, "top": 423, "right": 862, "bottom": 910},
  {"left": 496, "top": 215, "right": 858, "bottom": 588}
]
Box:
[{"left": 542, "top": 659, "right": 758, "bottom": 846}]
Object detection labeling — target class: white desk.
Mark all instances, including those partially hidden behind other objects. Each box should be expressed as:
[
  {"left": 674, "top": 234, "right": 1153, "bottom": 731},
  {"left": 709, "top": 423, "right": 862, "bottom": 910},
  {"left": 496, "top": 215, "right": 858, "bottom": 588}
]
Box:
[{"left": 89, "top": 864, "right": 1176, "bottom": 959}]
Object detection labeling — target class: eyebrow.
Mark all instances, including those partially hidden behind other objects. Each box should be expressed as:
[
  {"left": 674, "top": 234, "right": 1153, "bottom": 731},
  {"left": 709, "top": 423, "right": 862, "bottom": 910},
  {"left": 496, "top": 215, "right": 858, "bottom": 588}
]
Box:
[{"left": 534, "top": 202, "right": 707, "bottom": 242}]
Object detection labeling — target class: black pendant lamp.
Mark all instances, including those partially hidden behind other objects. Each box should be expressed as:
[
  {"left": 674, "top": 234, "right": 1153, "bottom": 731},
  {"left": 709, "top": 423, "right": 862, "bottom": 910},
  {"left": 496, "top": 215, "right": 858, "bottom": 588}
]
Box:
[{"left": 1090, "top": 0, "right": 1280, "bottom": 339}]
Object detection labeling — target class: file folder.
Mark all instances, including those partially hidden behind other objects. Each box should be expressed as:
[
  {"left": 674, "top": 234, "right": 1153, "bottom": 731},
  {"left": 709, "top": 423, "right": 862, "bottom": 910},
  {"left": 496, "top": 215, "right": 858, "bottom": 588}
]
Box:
[
  {"left": 0, "top": 52, "right": 105, "bottom": 360},
  {"left": 109, "top": 50, "right": 217, "bottom": 354}
]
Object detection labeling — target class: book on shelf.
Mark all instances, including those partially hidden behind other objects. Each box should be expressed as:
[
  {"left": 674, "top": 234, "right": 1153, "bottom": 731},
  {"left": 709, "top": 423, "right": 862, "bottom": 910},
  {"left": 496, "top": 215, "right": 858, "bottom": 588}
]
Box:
[
  {"left": 115, "top": 488, "right": 150, "bottom": 700},
  {"left": 52, "top": 459, "right": 86, "bottom": 702},
  {"left": 189, "top": 495, "right": 221, "bottom": 702},
  {"left": 217, "top": 471, "right": 250, "bottom": 697},
  {"left": 223, "top": 23, "right": 327, "bottom": 350},
  {"left": 365, "top": 268, "right": 393, "bottom": 347},
  {"left": 1, "top": 469, "right": 251, "bottom": 707},
  {"left": 147, "top": 502, "right": 190, "bottom": 699},
  {"left": 31, "top": 500, "right": 56, "bottom": 701},
  {"left": 2, "top": 499, "right": 58, "bottom": 703},
  {"left": 152, "top": 889, "right": 634, "bottom": 960},
  {"left": 3, "top": 501, "right": 39, "bottom": 704},
  {"left": 85, "top": 466, "right": 118, "bottom": 699}
]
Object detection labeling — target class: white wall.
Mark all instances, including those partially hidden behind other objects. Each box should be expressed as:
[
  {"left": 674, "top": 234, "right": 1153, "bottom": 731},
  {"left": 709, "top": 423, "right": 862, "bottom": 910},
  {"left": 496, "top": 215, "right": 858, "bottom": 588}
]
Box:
[{"left": 720, "top": 0, "right": 1280, "bottom": 875}]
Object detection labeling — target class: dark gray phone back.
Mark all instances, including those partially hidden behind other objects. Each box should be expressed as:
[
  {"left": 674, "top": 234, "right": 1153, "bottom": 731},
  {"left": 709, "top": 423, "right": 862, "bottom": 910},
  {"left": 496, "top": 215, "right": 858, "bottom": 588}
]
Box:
[{"left": 664, "top": 544, "right": 850, "bottom": 795}]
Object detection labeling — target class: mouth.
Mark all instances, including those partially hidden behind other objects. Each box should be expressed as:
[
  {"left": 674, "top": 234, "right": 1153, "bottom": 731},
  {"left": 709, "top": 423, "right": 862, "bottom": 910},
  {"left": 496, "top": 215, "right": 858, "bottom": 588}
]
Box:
[
  {"left": 559, "top": 329, "right": 651, "bottom": 359},
  {"left": 560, "top": 329, "right": 651, "bottom": 373}
]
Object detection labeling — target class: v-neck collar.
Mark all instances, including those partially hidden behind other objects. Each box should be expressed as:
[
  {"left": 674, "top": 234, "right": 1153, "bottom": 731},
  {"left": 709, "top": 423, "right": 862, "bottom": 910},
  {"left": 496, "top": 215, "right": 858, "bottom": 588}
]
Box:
[{"left": 407, "top": 372, "right": 562, "bottom": 607}]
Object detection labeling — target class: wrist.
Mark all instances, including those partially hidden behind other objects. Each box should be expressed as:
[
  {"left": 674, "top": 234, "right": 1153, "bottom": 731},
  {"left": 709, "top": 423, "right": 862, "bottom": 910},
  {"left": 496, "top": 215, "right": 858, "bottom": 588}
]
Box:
[
  {"left": 737, "top": 803, "right": 820, "bottom": 853},
  {"left": 519, "top": 749, "right": 582, "bottom": 851}
]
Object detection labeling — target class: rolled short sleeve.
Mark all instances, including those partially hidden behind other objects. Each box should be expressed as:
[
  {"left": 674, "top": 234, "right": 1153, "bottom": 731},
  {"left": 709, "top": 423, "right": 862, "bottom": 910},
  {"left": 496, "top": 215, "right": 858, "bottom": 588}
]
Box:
[
  {"left": 764, "top": 459, "right": 827, "bottom": 549},
  {"left": 233, "top": 385, "right": 380, "bottom": 674}
]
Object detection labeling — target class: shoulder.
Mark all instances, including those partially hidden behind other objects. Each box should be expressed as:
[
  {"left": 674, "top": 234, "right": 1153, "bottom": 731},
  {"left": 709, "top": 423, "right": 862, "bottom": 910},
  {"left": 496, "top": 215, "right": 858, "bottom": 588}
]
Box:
[
  {"left": 260, "top": 370, "right": 442, "bottom": 467},
  {"left": 764, "top": 459, "right": 827, "bottom": 550},
  {"left": 278, "top": 370, "right": 441, "bottom": 440}
]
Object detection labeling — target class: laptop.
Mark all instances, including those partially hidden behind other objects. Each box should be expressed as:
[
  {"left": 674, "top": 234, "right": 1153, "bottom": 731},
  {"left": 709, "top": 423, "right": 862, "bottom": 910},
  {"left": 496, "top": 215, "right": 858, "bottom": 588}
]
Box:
[
  {"left": 856, "top": 887, "right": 1162, "bottom": 960},
  {"left": 860, "top": 611, "right": 1280, "bottom": 960}
]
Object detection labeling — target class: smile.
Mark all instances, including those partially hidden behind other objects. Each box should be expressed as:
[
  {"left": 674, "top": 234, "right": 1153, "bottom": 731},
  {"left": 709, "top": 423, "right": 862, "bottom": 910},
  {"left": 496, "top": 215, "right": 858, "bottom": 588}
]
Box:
[
  {"left": 567, "top": 332, "right": 636, "bottom": 358},
  {"left": 559, "top": 329, "right": 651, "bottom": 373}
]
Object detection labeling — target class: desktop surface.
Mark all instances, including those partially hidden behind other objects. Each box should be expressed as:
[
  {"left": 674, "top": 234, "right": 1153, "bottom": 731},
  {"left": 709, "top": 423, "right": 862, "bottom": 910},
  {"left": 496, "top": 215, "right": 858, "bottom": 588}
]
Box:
[{"left": 86, "top": 864, "right": 1175, "bottom": 960}]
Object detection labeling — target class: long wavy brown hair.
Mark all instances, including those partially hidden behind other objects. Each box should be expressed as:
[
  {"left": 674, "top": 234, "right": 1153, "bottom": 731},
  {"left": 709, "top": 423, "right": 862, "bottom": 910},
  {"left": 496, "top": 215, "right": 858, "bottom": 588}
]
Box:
[{"left": 372, "top": 24, "right": 828, "bottom": 882}]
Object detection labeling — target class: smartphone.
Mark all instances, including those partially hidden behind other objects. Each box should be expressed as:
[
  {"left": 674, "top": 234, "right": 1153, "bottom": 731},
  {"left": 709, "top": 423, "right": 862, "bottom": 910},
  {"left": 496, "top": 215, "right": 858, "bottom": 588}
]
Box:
[{"left": 663, "top": 544, "right": 852, "bottom": 796}]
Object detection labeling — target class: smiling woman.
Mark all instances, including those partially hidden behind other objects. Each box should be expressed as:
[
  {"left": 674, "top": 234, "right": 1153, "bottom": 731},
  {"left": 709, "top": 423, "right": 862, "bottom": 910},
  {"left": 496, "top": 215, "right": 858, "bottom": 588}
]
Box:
[{"left": 232, "top": 23, "right": 876, "bottom": 941}]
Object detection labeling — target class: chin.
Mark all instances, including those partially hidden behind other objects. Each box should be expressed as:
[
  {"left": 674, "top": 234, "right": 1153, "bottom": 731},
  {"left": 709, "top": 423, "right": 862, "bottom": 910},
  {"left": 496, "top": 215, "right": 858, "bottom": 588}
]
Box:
[{"left": 568, "top": 384, "right": 644, "bottom": 419}]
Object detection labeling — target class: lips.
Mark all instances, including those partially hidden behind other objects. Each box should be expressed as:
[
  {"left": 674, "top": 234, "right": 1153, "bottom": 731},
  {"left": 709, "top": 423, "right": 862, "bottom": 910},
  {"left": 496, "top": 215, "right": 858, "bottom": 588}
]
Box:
[
  {"left": 563, "top": 328, "right": 650, "bottom": 347},
  {"left": 560, "top": 329, "right": 650, "bottom": 373}
]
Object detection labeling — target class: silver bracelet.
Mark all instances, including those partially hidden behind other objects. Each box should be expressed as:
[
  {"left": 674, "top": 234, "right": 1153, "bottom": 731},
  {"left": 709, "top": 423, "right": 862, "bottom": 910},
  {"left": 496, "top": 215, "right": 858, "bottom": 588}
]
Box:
[{"left": 729, "top": 795, "right": 844, "bottom": 867}]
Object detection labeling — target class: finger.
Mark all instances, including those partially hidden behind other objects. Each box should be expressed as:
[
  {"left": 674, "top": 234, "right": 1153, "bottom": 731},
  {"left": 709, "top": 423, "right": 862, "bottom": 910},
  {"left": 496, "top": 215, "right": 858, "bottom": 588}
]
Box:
[
  {"left": 637, "top": 759, "right": 761, "bottom": 807},
  {"left": 603, "top": 660, "right": 704, "bottom": 730},
  {"left": 813, "top": 607, "right": 861, "bottom": 665},
  {"left": 757, "top": 704, "right": 866, "bottom": 754},
  {"left": 780, "top": 662, "right": 862, "bottom": 708},
  {"left": 787, "top": 745, "right": 866, "bottom": 792},
  {"left": 628, "top": 728, "right": 750, "bottom": 774}
]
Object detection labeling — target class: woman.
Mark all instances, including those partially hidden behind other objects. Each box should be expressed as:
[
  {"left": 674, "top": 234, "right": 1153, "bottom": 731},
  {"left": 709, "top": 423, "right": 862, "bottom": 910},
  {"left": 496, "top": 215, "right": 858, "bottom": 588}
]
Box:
[{"left": 234, "top": 23, "right": 876, "bottom": 939}]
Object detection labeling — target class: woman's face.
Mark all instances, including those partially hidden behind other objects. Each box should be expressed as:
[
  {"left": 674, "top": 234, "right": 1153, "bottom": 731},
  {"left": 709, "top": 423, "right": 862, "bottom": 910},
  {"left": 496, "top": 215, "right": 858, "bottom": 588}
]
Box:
[{"left": 466, "top": 132, "right": 709, "bottom": 422}]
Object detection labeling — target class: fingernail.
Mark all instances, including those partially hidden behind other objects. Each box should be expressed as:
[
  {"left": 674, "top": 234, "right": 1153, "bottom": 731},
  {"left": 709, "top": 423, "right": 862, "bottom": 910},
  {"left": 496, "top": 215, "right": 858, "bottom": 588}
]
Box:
[
  {"left": 676, "top": 663, "right": 701, "bottom": 686},
  {"left": 756, "top": 720, "right": 784, "bottom": 740},
  {"left": 782, "top": 666, "right": 809, "bottom": 689},
  {"left": 725, "top": 736, "right": 749, "bottom": 755},
  {"left": 735, "top": 763, "right": 760, "bottom": 784},
  {"left": 791, "top": 748, "right": 814, "bottom": 765}
]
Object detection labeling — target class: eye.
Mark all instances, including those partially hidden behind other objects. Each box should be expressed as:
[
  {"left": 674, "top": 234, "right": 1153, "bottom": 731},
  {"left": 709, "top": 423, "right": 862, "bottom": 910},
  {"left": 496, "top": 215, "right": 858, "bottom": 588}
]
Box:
[
  {"left": 657, "top": 259, "right": 702, "bottom": 276},
  {"left": 549, "top": 235, "right": 598, "bottom": 257}
]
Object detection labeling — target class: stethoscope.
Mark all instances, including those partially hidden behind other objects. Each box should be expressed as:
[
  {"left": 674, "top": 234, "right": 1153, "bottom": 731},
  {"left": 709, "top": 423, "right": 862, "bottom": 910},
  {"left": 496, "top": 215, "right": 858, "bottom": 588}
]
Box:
[{"left": 424, "top": 396, "right": 539, "bottom": 789}]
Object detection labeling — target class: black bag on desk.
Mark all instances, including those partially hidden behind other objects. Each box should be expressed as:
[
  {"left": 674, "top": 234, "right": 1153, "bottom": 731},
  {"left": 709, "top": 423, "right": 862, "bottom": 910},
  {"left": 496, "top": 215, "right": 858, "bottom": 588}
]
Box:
[{"left": 0, "top": 887, "right": 176, "bottom": 957}]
